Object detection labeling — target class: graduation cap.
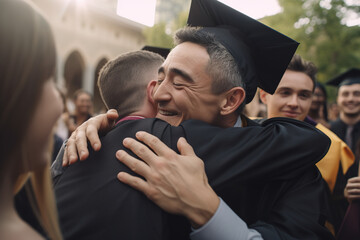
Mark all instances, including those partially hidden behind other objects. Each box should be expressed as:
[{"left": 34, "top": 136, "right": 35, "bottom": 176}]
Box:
[
  {"left": 187, "top": 0, "right": 299, "bottom": 103},
  {"left": 141, "top": 46, "right": 170, "bottom": 59},
  {"left": 326, "top": 68, "right": 360, "bottom": 87}
]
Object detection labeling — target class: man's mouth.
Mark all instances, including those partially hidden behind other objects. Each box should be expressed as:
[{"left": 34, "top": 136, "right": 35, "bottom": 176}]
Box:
[
  {"left": 158, "top": 109, "right": 178, "bottom": 116},
  {"left": 282, "top": 111, "right": 299, "bottom": 117}
]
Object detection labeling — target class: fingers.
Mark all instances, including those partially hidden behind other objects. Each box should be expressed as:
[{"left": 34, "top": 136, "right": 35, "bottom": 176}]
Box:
[
  {"left": 97, "top": 110, "right": 118, "bottom": 135},
  {"left": 122, "top": 136, "right": 159, "bottom": 165},
  {"left": 86, "top": 124, "right": 101, "bottom": 151},
  {"left": 177, "top": 137, "right": 196, "bottom": 156},
  {"left": 134, "top": 131, "right": 175, "bottom": 157},
  {"left": 63, "top": 110, "right": 118, "bottom": 166},
  {"left": 106, "top": 109, "right": 119, "bottom": 120},
  {"left": 347, "top": 176, "right": 360, "bottom": 183},
  {"left": 62, "top": 144, "right": 70, "bottom": 166},
  {"left": 345, "top": 177, "right": 360, "bottom": 201},
  {"left": 117, "top": 171, "right": 150, "bottom": 195},
  {"left": 65, "top": 135, "right": 80, "bottom": 165},
  {"left": 346, "top": 188, "right": 360, "bottom": 194},
  {"left": 116, "top": 150, "right": 151, "bottom": 177},
  {"left": 346, "top": 189, "right": 360, "bottom": 201},
  {"left": 74, "top": 129, "right": 89, "bottom": 161},
  {"left": 346, "top": 183, "right": 360, "bottom": 191}
]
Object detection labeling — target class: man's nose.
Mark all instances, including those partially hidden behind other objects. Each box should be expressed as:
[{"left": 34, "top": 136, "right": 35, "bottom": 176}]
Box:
[
  {"left": 287, "top": 95, "right": 299, "bottom": 108},
  {"left": 348, "top": 93, "right": 357, "bottom": 101},
  {"left": 153, "top": 81, "right": 172, "bottom": 103}
]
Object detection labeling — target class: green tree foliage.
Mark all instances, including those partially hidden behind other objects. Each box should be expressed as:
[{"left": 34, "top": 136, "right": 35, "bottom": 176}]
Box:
[
  {"left": 143, "top": 11, "right": 187, "bottom": 49},
  {"left": 143, "top": 0, "right": 189, "bottom": 49},
  {"left": 261, "top": 0, "right": 360, "bottom": 100},
  {"left": 143, "top": 22, "right": 174, "bottom": 48}
]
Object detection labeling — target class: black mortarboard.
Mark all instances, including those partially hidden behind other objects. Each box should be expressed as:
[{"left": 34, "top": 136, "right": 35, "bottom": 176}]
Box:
[
  {"left": 141, "top": 46, "right": 170, "bottom": 59},
  {"left": 187, "top": 0, "right": 299, "bottom": 103},
  {"left": 326, "top": 68, "right": 360, "bottom": 87}
]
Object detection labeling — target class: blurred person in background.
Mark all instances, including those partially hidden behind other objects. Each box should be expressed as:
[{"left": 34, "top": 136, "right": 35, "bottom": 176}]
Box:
[
  {"left": 328, "top": 102, "right": 340, "bottom": 122},
  {"left": 308, "top": 82, "right": 330, "bottom": 128},
  {"left": 328, "top": 68, "right": 360, "bottom": 155},
  {"left": 68, "top": 89, "right": 93, "bottom": 135},
  {"left": 54, "top": 88, "right": 73, "bottom": 142}
]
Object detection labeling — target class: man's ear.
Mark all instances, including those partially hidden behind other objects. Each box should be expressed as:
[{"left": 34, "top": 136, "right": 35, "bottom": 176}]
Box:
[
  {"left": 220, "top": 87, "right": 246, "bottom": 115},
  {"left": 259, "top": 89, "right": 268, "bottom": 104},
  {"left": 147, "top": 80, "right": 158, "bottom": 105}
]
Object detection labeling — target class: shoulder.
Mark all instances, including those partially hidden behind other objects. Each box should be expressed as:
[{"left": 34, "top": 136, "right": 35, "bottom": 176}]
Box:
[{"left": 317, "top": 123, "right": 343, "bottom": 142}]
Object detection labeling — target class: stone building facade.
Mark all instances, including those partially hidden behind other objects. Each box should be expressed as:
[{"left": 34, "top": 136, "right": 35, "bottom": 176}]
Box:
[{"left": 30, "top": 0, "right": 145, "bottom": 112}]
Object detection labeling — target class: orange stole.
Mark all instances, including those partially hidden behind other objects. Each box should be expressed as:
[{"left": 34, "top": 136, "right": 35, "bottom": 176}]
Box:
[{"left": 316, "top": 123, "right": 354, "bottom": 192}]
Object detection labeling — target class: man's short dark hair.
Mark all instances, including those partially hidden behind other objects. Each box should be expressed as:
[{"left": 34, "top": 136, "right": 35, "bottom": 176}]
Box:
[
  {"left": 287, "top": 54, "right": 317, "bottom": 91},
  {"left": 97, "top": 50, "right": 164, "bottom": 118}
]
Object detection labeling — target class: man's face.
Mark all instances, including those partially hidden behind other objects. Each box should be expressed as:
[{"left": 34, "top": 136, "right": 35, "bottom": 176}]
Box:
[
  {"left": 260, "top": 70, "right": 314, "bottom": 121},
  {"left": 153, "top": 42, "right": 225, "bottom": 126},
  {"left": 75, "top": 93, "right": 92, "bottom": 114},
  {"left": 337, "top": 83, "right": 360, "bottom": 117}
]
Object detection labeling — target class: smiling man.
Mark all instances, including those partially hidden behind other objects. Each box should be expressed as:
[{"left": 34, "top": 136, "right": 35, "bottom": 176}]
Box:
[
  {"left": 154, "top": 41, "right": 245, "bottom": 128},
  {"left": 328, "top": 68, "right": 360, "bottom": 155},
  {"left": 259, "top": 55, "right": 354, "bottom": 234},
  {"left": 260, "top": 64, "right": 314, "bottom": 121}
]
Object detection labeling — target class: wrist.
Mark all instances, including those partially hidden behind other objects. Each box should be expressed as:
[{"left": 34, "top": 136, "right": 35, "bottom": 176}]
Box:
[{"left": 186, "top": 189, "right": 220, "bottom": 228}]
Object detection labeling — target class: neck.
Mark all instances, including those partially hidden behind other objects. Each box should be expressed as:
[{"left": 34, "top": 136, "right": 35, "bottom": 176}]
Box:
[
  {"left": 217, "top": 113, "right": 239, "bottom": 128},
  {"left": 134, "top": 101, "right": 157, "bottom": 119},
  {"left": 340, "top": 112, "right": 360, "bottom": 125},
  {"left": 75, "top": 112, "right": 89, "bottom": 125}
]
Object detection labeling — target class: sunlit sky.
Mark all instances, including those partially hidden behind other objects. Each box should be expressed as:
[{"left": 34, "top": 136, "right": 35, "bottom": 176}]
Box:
[
  {"left": 219, "top": 0, "right": 281, "bottom": 19},
  {"left": 117, "top": 0, "right": 282, "bottom": 27}
]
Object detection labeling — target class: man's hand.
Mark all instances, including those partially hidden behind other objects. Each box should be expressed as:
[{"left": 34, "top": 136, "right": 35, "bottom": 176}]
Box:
[
  {"left": 344, "top": 176, "right": 360, "bottom": 202},
  {"left": 62, "top": 109, "right": 119, "bottom": 166},
  {"left": 116, "top": 131, "right": 220, "bottom": 228}
]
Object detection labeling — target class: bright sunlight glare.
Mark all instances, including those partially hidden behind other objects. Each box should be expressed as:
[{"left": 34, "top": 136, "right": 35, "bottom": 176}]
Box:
[
  {"left": 117, "top": 0, "right": 156, "bottom": 27},
  {"left": 116, "top": 0, "right": 281, "bottom": 27},
  {"left": 218, "top": 0, "right": 282, "bottom": 19}
]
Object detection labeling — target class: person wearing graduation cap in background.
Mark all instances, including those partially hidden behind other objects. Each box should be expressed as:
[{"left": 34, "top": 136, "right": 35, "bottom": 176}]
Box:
[
  {"left": 328, "top": 68, "right": 360, "bottom": 156},
  {"left": 326, "top": 68, "right": 360, "bottom": 234},
  {"left": 59, "top": 0, "right": 335, "bottom": 239},
  {"left": 258, "top": 54, "right": 354, "bottom": 235}
]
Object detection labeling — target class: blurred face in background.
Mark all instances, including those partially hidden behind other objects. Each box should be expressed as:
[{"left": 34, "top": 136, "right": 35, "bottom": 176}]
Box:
[
  {"left": 310, "top": 86, "right": 326, "bottom": 112},
  {"left": 337, "top": 84, "right": 360, "bottom": 117},
  {"left": 75, "top": 92, "right": 92, "bottom": 115}
]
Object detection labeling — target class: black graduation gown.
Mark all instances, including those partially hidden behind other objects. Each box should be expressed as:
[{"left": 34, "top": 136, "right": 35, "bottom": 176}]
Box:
[
  {"left": 330, "top": 118, "right": 360, "bottom": 156},
  {"left": 330, "top": 118, "right": 360, "bottom": 232},
  {"left": 53, "top": 117, "right": 333, "bottom": 240}
]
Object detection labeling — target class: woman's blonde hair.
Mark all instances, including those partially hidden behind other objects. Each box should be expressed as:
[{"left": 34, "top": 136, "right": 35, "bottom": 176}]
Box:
[{"left": 0, "top": 0, "right": 62, "bottom": 239}]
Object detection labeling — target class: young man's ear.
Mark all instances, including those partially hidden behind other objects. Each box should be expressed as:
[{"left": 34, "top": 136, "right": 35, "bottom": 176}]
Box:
[
  {"left": 147, "top": 80, "right": 158, "bottom": 105},
  {"left": 259, "top": 89, "right": 269, "bottom": 104},
  {"left": 220, "top": 87, "right": 246, "bottom": 115}
]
